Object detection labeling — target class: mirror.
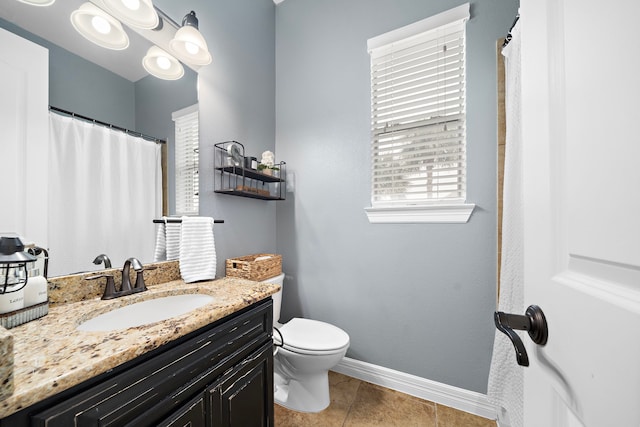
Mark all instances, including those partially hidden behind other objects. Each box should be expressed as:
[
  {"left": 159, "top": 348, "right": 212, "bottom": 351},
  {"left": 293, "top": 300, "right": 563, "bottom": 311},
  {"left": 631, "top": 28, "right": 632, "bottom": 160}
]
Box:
[{"left": 0, "top": 1, "right": 198, "bottom": 277}]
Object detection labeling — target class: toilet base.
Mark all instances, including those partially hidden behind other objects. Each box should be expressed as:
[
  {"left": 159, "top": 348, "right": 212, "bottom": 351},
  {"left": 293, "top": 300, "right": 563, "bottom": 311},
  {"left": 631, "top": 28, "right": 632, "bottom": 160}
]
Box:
[{"left": 273, "top": 370, "right": 330, "bottom": 413}]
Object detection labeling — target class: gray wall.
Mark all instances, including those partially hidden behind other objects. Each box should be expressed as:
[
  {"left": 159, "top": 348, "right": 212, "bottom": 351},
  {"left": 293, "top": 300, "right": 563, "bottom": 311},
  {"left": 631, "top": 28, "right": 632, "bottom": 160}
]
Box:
[
  {"left": 275, "top": 0, "right": 518, "bottom": 393},
  {"left": 0, "top": 17, "right": 135, "bottom": 130},
  {"left": 164, "top": 0, "right": 277, "bottom": 275},
  {"left": 49, "top": 47, "right": 135, "bottom": 130}
]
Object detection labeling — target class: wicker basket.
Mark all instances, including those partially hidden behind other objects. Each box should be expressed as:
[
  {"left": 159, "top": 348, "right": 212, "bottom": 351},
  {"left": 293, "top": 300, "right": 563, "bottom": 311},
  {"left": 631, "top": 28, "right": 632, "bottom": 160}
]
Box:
[{"left": 225, "top": 254, "right": 282, "bottom": 282}]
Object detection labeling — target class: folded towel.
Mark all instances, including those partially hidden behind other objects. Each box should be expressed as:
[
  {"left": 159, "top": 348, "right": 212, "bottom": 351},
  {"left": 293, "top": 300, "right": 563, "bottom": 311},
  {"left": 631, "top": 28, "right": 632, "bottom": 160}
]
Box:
[
  {"left": 179, "top": 216, "right": 216, "bottom": 283},
  {"left": 153, "top": 220, "right": 166, "bottom": 262},
  {"left": 153, "top": 217, "right": 182, "bottom": 261}
]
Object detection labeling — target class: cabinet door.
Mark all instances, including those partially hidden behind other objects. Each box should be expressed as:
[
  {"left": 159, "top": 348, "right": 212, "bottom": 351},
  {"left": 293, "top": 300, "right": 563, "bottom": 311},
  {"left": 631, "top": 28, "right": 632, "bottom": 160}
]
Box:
[
  {"left": 207, "top": 342, "right": 274, "bottom": 427},
  {"left": 157, "top": 396, "right": 206, "bottom": 427}
]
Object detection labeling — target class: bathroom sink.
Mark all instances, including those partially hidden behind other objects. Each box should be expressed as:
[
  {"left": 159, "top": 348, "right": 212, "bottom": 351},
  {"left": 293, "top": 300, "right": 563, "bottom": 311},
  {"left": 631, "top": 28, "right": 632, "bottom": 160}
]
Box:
[{"left": 77, "top": 294, "right": 215, "bottom": 332}]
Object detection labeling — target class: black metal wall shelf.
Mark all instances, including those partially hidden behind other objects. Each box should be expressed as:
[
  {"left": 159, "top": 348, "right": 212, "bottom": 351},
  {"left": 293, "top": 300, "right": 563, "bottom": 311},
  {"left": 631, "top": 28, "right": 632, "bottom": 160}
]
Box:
[
  {"left": 214, "top": 141, "right": 286, "bottom": 201},
  {"left": 214, "top": 187, "right": 282, "bottom": 201}
]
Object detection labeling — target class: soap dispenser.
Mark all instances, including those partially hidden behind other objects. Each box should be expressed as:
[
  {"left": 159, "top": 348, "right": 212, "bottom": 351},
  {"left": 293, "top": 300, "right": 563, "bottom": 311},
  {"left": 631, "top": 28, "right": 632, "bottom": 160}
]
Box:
[
  {"left": 24, "top": 266, "right": 48, "bottom": 307},
  {"left": 24, "top": 248, "right": 48, "bottom": 307},
  {"left": 0, "top": 279, "right": 25, "bottom": 314}
]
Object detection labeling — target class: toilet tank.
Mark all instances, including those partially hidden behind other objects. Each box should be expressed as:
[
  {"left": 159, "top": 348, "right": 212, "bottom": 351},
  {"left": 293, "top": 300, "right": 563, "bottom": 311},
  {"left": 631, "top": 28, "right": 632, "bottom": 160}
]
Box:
[{"left": 261, "top": 273, "right": 285, "bottom": 325}]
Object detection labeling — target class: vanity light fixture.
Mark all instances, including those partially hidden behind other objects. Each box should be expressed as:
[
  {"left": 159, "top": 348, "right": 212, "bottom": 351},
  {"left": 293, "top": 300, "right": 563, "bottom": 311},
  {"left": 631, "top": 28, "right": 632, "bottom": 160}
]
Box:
[
  {"left": 71, "top": 2, "right": 130, "bottom": 50},
  {"left": 142, "top": 45, "right": 184, "bottom": 80},
  {"left": 101, "top": 0, "right": 159, "bottom": 30},
  {"left": 169, "top": 11, "right": 212, "bottom": 66},
  {"left": 15, "top": 0, "right": 56, "bottom": 6}
]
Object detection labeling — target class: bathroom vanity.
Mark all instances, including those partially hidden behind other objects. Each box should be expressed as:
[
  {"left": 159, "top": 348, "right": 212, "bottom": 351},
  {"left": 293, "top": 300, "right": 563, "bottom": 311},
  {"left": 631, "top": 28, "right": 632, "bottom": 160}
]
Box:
[{"left": 0, "top": 274, "right": 278, "bottom": 427}]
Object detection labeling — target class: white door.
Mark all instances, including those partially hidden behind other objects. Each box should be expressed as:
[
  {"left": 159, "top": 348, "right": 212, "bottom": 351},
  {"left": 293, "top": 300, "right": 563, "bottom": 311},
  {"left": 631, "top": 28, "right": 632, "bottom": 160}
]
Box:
[
  {"left": 0, "top": 27, "right": 49, "bottom": 245},
  {"left": 521, "top": 0, "right": 640, "bottom": 426}
]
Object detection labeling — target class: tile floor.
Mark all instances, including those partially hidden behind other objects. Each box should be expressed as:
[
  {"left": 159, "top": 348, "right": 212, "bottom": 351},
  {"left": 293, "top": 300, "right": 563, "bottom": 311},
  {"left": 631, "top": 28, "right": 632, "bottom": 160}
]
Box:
[{"left": 274, "top": 372, "right": 497, "bottom": 427}]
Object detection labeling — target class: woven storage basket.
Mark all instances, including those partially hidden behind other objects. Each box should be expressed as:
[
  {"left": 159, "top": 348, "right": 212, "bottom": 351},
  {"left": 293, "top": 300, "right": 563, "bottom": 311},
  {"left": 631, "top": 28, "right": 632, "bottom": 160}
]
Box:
[{"left": 225, "top": 254, "right": 282, "bottom": 282}]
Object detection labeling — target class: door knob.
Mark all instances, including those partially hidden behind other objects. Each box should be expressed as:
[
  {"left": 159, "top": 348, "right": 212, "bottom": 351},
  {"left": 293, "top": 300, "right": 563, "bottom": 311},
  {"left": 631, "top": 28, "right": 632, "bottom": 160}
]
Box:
[{"left": 494, "top": 305, "right": 548, "bottom": 367}]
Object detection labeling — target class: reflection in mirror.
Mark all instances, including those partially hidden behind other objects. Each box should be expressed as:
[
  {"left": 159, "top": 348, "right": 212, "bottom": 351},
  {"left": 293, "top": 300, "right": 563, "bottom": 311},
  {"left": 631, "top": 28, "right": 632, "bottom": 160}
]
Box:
[{"left": 0, "top": 2, "right": 198, "bottom": 277}]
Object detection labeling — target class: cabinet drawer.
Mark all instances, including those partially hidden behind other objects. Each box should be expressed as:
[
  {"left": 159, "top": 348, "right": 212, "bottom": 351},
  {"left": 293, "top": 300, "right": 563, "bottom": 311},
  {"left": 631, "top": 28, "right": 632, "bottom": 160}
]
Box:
[{"left": 29, "top": 299, "right": 272, "bottom": 427}]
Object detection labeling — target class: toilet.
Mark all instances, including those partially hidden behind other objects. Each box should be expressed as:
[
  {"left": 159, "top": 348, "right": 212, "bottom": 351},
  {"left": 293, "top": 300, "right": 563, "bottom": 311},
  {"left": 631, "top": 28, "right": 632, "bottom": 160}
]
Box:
[{"left": 262, "top": 273, "right": 350, "bottom": 413}]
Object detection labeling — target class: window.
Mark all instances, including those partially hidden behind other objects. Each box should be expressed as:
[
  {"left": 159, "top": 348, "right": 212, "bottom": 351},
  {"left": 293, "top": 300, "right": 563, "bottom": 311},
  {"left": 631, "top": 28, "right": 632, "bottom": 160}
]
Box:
[
  {"left": 365, "top": 3, "right": 475, "bottom": 224},
  {"left": 172, "top": 104, "right": 199, "bottom": 216}
]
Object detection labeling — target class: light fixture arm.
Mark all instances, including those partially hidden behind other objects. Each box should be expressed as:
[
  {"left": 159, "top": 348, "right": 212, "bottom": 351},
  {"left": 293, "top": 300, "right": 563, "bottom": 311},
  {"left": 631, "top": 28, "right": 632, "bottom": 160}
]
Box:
[{"left": 182, "top": 11, "right": 199, "bottom": 29}]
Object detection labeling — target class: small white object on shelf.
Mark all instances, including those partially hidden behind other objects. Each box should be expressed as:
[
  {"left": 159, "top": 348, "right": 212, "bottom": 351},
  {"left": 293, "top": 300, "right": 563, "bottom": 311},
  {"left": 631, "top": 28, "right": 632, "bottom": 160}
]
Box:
[
  {"left": 260, "top": 150, "right": 275, "bottom": 168},
  {"left": 227, "top": 143, "right": 243, "bottom": 166}
]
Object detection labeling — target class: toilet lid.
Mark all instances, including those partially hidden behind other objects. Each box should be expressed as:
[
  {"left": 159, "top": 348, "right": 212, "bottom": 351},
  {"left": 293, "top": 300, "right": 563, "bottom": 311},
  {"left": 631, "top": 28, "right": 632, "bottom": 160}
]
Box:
[{"left": 277, "top": 318, "right": 349, "bottom": 352}]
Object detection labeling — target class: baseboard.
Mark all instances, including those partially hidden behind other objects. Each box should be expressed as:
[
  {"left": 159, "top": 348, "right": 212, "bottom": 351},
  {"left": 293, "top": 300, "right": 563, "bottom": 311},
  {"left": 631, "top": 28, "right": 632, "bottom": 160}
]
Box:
[{"left": 332, "top": 357, "right": 497, "bottom": 420}]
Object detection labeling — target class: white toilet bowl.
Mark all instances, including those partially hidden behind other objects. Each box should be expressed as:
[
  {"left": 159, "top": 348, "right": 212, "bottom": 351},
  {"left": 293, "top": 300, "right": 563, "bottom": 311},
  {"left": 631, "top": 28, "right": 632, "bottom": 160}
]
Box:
[{"left": 262, "top": 273, "right": 350, "bottom": 413}]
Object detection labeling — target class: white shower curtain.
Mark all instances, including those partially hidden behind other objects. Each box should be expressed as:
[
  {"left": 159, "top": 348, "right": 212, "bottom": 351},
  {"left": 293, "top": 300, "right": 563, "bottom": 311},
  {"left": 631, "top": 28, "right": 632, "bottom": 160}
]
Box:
[
  {"left": 48, "top": 113, "right": 162, "bottom": 277},
  {"left": 487, "top": 18, "right": 524, "bottom": 427}
]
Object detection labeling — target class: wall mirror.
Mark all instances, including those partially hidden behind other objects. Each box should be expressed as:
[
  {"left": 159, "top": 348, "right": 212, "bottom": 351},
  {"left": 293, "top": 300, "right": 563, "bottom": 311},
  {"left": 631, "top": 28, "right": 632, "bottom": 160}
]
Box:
[{"left": 0, "top": 0, "right": 199, "bottom": 277}]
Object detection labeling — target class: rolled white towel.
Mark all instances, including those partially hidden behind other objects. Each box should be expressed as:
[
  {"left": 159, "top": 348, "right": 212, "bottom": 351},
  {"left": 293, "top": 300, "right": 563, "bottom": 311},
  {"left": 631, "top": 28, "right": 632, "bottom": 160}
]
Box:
[{"left": 179, "top": 216, "right": 216, "bottom": 283}]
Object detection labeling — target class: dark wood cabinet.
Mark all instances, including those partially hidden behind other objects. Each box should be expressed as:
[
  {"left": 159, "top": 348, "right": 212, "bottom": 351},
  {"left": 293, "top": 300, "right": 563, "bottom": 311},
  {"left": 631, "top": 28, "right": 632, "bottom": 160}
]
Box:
[
  {"left": 158, "top": 396, "right": 206, "bottom": 427},
  {"left": 1, "top": 299, "right": 273, "bottom": 427},
  {"left": 208, "top": 342, "right": 273, "bottom": 427}
]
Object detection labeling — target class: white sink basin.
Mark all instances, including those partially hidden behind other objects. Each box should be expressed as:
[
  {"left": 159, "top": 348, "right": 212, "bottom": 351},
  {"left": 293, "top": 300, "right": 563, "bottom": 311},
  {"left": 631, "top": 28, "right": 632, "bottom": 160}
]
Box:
[{"left": 77, "top": 294, "right": 215, "bottom": 332}]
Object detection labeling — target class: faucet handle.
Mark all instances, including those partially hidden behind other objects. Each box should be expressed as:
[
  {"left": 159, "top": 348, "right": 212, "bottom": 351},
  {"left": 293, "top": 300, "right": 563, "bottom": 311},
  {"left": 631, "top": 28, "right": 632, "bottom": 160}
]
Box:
[
  {"left": 85, "top": 274, "right": 117, "bottom": 300},
  {"left": 134, "top": 270, "right": 147, "bottom": 292},
  {"left": 133, "top": 265, "right": 157, "bottom": 291}
]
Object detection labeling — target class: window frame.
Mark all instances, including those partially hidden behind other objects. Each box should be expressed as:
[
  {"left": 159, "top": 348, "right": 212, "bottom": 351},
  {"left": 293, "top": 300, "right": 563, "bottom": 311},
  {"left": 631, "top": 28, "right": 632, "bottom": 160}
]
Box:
[
  {"left": 172, "top": 104, "right": 200, "bottom": 216},
  {"left": 365, "top": 3, "right": 475, "bottom": 224}
]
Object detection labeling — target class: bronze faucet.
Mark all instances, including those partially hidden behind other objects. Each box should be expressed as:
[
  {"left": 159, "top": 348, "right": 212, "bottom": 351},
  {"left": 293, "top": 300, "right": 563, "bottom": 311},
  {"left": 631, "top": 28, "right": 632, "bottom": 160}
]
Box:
[
  {"left": 121, "top": 257, "right": 143, "bottom": 292},
  {"left": 86, "top": 257, "right": 151, "bottom": 300}
]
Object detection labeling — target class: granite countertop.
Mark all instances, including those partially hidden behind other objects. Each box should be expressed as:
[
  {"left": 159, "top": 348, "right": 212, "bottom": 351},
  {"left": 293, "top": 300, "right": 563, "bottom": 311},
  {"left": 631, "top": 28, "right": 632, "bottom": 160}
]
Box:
[{"left": 0, "top": 276, "right": 279, "bottom": 419}]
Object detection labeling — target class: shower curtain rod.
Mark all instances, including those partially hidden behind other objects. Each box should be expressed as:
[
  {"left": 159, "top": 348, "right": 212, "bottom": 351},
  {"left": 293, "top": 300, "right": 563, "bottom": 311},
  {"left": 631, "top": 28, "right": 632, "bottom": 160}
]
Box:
[{"left": 49, "top": 106, "right": 167, "bottom": 144}]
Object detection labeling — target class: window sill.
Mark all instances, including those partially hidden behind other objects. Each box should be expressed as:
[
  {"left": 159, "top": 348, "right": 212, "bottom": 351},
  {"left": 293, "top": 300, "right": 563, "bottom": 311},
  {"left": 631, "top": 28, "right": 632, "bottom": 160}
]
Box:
[{"left": 364, "top": 203, "right": 475, "bottom": 224}]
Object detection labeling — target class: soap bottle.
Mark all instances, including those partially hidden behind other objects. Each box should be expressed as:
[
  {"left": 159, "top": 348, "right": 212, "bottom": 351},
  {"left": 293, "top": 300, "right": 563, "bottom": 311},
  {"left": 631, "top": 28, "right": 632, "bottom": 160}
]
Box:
[
  {"left": 0, "top": 265, "right": 25, "bottom": 313},
  {"left": 0, "top": 284, "right": 25, "bottom": 314},
  {"left": 24, "top": 266, "right": 48, "bottom": 307}
]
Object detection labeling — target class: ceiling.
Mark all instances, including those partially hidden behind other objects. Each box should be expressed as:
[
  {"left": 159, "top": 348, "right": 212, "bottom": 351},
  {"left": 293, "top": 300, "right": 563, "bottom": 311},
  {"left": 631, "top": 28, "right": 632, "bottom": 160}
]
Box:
[{"left": 0, "top": 0, "right": 185, "bottom": 82}]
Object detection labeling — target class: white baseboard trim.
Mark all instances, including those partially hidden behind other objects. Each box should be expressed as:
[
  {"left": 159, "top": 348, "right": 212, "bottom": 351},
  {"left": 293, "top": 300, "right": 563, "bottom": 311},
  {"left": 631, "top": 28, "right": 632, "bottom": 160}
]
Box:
[{"left": 332, "top": 357, "right": 497, "bottom": 420}]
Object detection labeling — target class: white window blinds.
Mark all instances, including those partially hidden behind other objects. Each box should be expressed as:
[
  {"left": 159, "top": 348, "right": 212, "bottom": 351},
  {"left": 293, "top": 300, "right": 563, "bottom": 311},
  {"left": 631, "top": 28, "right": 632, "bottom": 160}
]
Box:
[
  {"left": 172, "top": 104, "right": 199, "bottom": 216},
  {"left": 368, "top": 5, "right": 469, "bottom": 207}
]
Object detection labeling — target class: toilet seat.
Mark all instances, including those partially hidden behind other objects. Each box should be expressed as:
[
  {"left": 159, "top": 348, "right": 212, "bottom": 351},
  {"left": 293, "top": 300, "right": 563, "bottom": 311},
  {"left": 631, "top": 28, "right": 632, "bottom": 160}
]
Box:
[{"left": 274, "top": 318, "right": 350, "bottom": 356}]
